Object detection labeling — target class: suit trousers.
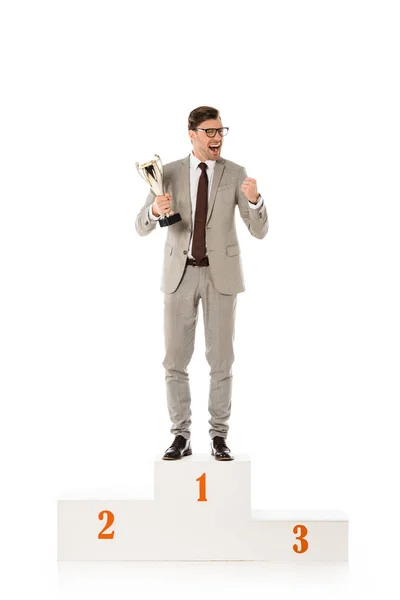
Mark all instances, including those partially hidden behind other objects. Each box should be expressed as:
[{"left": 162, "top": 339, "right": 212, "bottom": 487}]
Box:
[{"left": 162, "top": 263, "right": 237, "bottom": 441}]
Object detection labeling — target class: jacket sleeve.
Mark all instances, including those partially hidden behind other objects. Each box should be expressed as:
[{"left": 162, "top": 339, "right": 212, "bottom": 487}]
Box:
[
  {"left": 135, "top": 188, "right": 158, "bottom": 237},
  {"left": 237, "top": 167, "right": 269, "bottom": 239}
]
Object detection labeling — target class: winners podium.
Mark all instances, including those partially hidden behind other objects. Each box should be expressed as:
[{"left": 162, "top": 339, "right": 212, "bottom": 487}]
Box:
[{"left": 58, "top": 454, "right": 348, "bottom": 561}]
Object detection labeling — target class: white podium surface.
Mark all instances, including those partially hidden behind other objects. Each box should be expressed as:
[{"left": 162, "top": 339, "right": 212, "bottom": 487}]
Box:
[{"left": 58, "top": 454, "right": 348, "bottom": 561}]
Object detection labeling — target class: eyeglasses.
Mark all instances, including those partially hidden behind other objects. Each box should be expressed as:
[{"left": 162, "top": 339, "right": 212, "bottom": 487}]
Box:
[{"left": 192, "top": 127, "right": 229, "bottom": 138}]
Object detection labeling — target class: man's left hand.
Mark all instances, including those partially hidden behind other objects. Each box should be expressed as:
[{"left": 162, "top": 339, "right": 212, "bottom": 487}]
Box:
[{"left": 241, "top": 177, "right": 260, "bottom": 204}]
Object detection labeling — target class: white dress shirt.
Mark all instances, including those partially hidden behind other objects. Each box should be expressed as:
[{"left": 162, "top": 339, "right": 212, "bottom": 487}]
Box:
[{"left": 149, "top": 152, "right": 264, "bottom": 258}]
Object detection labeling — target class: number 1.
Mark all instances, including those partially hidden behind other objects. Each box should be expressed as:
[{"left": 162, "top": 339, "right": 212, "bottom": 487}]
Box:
[{"left": 196, "top": 472, "right": 207, "bottom": 502}]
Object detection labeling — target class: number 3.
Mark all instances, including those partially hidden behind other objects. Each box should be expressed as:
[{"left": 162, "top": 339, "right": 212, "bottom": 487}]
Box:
[{"left": 293, "top": 524, "right": 308, "bottom": 553}]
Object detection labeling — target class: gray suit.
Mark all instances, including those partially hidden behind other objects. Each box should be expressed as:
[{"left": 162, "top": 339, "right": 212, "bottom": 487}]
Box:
[{"left": 135, "top": 154, "right": 268, "bottom": 439}]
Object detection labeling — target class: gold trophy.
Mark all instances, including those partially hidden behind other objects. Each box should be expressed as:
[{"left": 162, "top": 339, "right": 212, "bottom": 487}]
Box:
[{"left": 136, "top": 154, "right": 182, "bottom": 227}]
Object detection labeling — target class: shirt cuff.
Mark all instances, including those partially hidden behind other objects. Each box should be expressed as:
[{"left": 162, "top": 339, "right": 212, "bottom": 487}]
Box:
[
  {"left": 149, "top": 205, "right": 160, "bottom": 221},
  {"left": 248, "top": 194, "right": 264, "bottom": 209}
]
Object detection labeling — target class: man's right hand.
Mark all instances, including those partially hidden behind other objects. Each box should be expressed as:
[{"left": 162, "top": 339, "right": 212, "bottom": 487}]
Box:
[{"left": 152, "top": 194, "right": 172, "bottom": 217}]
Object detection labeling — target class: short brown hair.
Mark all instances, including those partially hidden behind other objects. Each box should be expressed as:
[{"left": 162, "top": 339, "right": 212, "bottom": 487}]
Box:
[{"left": 188, "top": 106, "right": 220, "bottom": 130}]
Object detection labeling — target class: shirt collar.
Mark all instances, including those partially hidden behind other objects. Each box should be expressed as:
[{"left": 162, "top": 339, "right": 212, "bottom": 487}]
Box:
[{"left": 190, "top": 151, "right": 216, "bottom": 173}]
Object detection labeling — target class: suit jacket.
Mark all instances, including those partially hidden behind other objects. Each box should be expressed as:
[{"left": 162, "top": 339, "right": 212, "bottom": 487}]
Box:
[{"left": 135, "top": 155, "right": 269, "bottom": 295}]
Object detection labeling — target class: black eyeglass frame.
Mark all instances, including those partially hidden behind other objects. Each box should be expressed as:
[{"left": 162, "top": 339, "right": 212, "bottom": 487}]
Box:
[{"left": 191, "top": 127, "right": 229, "bottom": 138}]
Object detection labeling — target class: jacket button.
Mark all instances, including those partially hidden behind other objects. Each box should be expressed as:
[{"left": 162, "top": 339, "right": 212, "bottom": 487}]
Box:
[
  {"left": 145, "top": 220, "right": 149, "bottom": 225},
  {"left": 187, "top": 228, "right": 191, "bottom": 233},
  {"left": 259, "top": 213, "right": 262, "bottom": 218},
  {"left": 183, "top": 250, "right": 187, "bottom": 255}
]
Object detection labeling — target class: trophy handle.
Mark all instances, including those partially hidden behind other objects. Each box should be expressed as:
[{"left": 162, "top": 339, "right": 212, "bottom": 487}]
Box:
[
  {"left": 154, "top": 154, "right": 163, "bottom": 179},
  {"left": 152, "top": 154, "right": 168, "bottom": 214},
  {"left": 135, "top": 162, "right": 149, "bottom": 184}
]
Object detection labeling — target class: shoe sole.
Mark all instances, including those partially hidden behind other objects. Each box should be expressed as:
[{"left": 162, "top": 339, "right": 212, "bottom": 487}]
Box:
[
  {"left": 162, "top": 449, "right": 193, "bottom": 460},
  {"left": 211, "top": 449, "right": 234, "bottom": 461}
]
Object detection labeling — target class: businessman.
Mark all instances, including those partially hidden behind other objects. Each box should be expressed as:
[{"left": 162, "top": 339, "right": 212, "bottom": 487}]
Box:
[{"left": 135, "top": 106, "right": 269, "bottom": 461}]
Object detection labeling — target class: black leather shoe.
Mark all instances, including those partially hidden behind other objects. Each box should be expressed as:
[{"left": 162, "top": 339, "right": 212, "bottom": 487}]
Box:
[
  {"left": 162, "top": 435, "right": 192, "bottom": 460},
  {"left": 211, "top": 436, "right": 234, "bottom": 461}
]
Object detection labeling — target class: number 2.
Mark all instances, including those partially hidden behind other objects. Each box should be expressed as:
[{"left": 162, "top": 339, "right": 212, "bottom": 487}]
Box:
[{"left": 98, "top": 510, "right": 115, "bottom": 539}]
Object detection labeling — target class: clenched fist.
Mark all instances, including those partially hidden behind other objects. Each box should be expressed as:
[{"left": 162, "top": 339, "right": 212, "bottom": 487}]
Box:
[
  {"left": 152, "top": 193, "right": 172, "bottom": 217},
  {"left": 241, "top": 177, "right": 260, "bottom": 204}
]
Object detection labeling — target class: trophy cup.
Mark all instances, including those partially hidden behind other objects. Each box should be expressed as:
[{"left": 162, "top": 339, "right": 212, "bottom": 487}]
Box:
[{"left": 136, "top": 154, "right": 182, "bottom": 227}]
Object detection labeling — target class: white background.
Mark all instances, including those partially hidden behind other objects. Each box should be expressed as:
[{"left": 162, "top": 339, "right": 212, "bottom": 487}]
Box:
[{"left": 1, "top": 0, "right": 399, "bottom": 598}]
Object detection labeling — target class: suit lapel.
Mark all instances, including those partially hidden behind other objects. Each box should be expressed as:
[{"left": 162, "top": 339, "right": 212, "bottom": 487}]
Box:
[
  {"left": 207, "top": 158, "right": 225, "bottom": 224},
  {"left": 177, "top": 155, "right": 191, "bottom": 222}
]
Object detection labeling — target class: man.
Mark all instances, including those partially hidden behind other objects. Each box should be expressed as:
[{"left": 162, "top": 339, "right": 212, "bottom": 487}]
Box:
[{"left": 135, "top": 106, "right": 268, "bottom": 461}]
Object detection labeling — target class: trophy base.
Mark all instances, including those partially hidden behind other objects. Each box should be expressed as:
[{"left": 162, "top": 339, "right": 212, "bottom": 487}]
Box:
[{"left": 159, "top": 212, "right": 182, "bottom": 227}]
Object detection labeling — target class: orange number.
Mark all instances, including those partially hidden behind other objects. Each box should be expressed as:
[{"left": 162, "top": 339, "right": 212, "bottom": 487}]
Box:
[
  {"left": 98, "top": 510, "right": 115, "bottom": 539},
  {"left": 196, "top": 472, "right": 207, "bottom": 502},
  {"left": 293, "top": 524, "right": 308, "bottom": 553}
]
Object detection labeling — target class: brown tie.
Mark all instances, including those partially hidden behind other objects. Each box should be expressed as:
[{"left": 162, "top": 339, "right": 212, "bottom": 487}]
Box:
[{"left": 192, "top": 162, "right": 208, "bottom": 262}]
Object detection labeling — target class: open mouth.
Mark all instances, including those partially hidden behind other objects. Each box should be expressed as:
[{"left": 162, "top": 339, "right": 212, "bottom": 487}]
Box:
[{"left": 209, "top": 143, "right": 221, "bottom": 155}]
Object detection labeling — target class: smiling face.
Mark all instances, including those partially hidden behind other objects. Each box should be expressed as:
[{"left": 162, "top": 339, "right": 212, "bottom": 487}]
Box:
[{"left": 189, "top": 117, "right": 224, "bottom": 162}]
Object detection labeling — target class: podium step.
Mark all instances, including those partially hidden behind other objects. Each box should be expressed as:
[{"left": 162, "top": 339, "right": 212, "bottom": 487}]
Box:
[
  {"left": 58, "top": 455, "right": 348, "bottom": 561},
  {"left": 154, "top": 453, "right": 251, "bottom": 524}
]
